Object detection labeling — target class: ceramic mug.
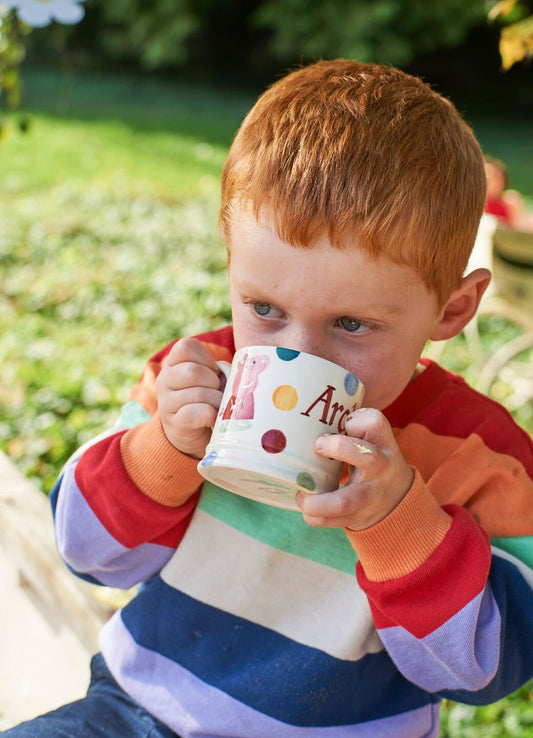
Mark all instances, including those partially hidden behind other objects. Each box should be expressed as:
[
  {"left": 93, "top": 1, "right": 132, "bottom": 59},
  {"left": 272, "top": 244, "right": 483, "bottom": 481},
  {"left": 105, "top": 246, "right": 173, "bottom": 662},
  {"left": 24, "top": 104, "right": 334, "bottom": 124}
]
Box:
[{"left": 198, "top": 346, "right": 365, "bottom": 510}]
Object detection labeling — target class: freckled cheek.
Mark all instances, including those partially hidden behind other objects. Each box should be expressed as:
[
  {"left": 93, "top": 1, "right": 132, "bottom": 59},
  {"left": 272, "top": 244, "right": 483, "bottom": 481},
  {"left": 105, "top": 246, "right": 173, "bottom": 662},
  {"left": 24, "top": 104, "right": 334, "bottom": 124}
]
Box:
[
  {"left": 230, "top": 311, "right": 253, "bottom": 349},
  {"left": 232, "top": 313, "right": 276, "bottom": 349},
  {"left": 351, "top": 363, "right": 402, "bottom": 410}
]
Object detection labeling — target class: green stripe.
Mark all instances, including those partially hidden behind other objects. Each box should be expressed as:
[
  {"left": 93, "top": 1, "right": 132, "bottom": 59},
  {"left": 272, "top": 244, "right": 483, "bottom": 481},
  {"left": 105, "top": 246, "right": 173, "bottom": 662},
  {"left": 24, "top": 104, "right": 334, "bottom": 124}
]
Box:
[
  {"left": 492, "top": 536, "right": 533, "bottom": 569},
  {"left": 199, "top": 482, "right": 358, "bottom": 574}
]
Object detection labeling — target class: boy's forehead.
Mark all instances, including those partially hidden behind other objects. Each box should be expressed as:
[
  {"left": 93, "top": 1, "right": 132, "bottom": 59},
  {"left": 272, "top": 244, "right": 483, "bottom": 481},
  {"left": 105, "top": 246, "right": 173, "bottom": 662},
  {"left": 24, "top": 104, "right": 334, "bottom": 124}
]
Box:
[
  {"left": 227, "top": 203, "right": 276, "bottom": 239},
  {"left": 227, "top": 202, "right": 333, "bottom": 252},
  {"left": 228, "top": 206, "right": 438, "bottom": 316}
]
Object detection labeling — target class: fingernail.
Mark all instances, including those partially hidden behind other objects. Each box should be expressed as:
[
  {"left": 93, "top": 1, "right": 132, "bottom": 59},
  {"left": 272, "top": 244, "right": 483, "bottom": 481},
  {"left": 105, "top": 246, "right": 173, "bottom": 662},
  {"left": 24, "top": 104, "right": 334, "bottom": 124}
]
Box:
[{"left": 314, "top": 436, "right": 325, "bottom": 451}]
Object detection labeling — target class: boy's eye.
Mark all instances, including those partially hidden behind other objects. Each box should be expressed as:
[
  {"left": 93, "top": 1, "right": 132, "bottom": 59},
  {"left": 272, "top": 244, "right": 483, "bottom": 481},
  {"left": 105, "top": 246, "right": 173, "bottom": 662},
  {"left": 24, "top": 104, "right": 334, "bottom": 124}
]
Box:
[
  {"left": 338, "top": 316, "right": 366, "bottom": 333},
  {"left": 251, "top": 302, "right": 284, "bottom": 319},
  {"left": 253, "top": 302, "right": 272, "bottom": 316}
]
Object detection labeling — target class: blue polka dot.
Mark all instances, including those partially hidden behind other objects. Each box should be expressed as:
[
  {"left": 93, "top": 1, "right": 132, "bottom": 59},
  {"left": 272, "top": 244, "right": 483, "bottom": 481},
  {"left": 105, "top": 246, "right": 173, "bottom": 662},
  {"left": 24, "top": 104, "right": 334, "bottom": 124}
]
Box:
[
  {"left": 276, "top": 347, "right": 300, "bottom": 361},
  {"left": 344, "top": 373, "right": 359, "bottom": 396},
  {"left": 200, "top": 450, "right": 218, "bottom": 466}
]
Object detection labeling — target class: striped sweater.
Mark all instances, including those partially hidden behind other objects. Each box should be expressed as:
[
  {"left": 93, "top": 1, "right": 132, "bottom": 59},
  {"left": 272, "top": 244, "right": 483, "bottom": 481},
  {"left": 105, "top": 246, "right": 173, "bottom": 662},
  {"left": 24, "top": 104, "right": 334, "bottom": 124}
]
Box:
[{"left": 50, "top": 325, "right": 533, "bottom": 737}]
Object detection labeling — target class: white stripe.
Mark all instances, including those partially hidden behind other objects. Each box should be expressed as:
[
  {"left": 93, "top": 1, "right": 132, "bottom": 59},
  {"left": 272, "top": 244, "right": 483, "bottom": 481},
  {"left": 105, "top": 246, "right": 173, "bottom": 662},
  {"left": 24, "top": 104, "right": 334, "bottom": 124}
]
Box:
[{"left": 160, "top": 508, "right": 383, "bottom": 661}]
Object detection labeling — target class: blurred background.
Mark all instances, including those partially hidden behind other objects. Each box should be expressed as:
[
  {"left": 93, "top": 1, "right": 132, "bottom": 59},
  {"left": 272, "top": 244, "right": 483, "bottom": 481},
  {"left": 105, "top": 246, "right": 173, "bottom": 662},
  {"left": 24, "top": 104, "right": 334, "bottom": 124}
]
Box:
[{"left": 0, "top": 1, "right": 532, "bottom": 734}]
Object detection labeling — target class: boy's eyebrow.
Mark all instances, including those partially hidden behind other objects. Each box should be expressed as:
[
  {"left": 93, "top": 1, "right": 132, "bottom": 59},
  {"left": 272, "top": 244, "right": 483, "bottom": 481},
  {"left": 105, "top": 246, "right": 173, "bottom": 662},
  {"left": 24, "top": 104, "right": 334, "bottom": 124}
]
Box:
[{"left": 235, "top": 280, "right": 410, "bottom": 319}]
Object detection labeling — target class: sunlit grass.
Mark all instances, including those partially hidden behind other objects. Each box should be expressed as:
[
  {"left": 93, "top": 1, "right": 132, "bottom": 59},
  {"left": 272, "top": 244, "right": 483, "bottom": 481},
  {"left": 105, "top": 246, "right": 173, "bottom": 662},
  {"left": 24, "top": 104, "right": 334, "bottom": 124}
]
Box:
[
  {"left": 0, "top": 67, "right": 247, "bottom": 489},
  {"left": 3, "top": 111, "right": 226, "bottom": 198},
  {"left": 0, "top": 181, "right": 230, "bottom": 489}
]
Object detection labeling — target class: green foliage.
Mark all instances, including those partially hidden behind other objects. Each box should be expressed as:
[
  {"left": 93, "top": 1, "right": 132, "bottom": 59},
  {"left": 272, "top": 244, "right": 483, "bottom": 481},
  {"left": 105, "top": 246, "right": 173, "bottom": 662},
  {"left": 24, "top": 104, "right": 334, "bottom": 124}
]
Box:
[
  {"left": 0, "top": 181, "right": 231, "bottom": 491},
  {"left": 0, "top": 68, "right": 247, "bottom": 491},
  {"left": 254, "top": 0, "right": 487, "bottom": 66},
  {"left": 473, "top": 117, "right": 533, "bottom": 201},
  {"left": 427, "top": 314, "right": 533, "bottom": 433},
  {"left": 94, "top": 0, "right": 487, "bottom": 70},
  {"left": 0, "top": 8, "right": 28, "bottom": 109},
  {"left": 98, "top": 0, "right": 200, "bottom": 69},
  {"left": 440, "top": 681, "right": 533, "bottom": 736},
  {"left": 22, "top": 0, "right": 490, "bottom": 75}
]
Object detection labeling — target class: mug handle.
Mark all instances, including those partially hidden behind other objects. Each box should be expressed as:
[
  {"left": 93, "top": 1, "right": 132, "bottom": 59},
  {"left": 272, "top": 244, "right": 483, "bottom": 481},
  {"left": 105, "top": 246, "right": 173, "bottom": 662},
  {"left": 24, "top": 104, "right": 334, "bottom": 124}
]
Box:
[{"left": 216, "top": 360, "right": 232, "bottom": 392}]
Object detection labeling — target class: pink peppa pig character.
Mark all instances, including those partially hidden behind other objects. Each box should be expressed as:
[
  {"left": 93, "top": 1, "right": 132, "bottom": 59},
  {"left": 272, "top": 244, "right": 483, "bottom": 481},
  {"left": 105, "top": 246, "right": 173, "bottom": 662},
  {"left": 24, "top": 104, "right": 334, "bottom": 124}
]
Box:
[{"left": 221, "top": 353, "right": 270, "bottom": 420}]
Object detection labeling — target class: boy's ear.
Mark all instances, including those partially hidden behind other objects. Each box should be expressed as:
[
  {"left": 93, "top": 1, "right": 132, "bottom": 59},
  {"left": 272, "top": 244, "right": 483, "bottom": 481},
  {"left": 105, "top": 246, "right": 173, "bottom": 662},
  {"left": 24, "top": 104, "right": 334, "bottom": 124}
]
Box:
[{"left": 430, "top": 268, "right": 492, "bottom": 341}]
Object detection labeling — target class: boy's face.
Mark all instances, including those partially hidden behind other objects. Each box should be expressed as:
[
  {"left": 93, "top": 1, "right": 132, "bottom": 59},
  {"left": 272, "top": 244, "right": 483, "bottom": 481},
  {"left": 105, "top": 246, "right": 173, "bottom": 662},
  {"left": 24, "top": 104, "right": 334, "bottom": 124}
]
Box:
[
  {"left": 484, "top": 161, "right": 506, "bottom": 199},
  {"left": 228, "top": 207, "right": 443, "bottom": 410}
]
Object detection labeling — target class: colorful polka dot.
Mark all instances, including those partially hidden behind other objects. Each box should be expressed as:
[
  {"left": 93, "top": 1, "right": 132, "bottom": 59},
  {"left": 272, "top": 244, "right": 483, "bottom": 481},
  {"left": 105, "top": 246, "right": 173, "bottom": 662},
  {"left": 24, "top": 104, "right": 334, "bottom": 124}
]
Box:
[
  {"left": 276, "top": 347, "right": 300, "bottom": 361},
  {"left": 272, "top": 384, "right": 298, "bottom": 411},
  {"left": 344, "top": 372, "right": 359, "bottom": 396},
  {"left": 261, "top": 429, "right": 287, "bottom": 454},
  {"left": 200, "top": 450, "right": 218, "bottom": 466},
  {"left": 296, "top": 471, "right": 316, "bottom": 491}
]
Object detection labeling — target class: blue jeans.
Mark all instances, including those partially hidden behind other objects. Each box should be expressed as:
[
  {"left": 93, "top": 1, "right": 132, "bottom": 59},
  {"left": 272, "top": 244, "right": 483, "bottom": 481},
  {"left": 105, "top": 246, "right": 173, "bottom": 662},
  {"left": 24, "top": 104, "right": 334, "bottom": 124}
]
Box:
[{"left": 1, "top": 654, "right": 179, "bottom": 738}]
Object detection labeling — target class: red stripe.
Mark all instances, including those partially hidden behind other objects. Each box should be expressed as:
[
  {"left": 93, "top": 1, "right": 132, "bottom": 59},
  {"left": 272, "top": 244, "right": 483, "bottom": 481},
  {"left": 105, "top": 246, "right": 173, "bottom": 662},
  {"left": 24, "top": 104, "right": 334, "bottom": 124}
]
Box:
[
  {"left": 75, "top": 433, "right": 199, "bottom": 549},
  {"left": 357, "top": 505, "right": 492, "bottom": 638},
  {"left": 385, "top": 360, "right": 533, "bottom": 478}
]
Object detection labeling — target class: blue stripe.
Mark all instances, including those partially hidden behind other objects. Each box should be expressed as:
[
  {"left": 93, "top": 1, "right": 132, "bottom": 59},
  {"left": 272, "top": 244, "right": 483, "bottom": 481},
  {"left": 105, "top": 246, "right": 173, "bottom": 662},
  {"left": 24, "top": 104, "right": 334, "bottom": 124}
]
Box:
[
  {"left": 121, "top": 575, "right": 434, "bottom": 727},
  {"left": 49, "top": 475, "right": 61, "bottom": 517},
  {"left": 102, "top": 616, "right": 441, "bottom": 737}
]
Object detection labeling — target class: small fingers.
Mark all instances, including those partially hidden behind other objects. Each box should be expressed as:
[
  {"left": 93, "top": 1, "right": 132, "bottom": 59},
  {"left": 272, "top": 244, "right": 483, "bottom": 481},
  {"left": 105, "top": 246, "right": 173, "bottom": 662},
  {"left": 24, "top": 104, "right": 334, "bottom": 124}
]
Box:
[
  {"left": 163, "top": 401, "right": 219, "bottom": 458},
  {"left": 162, "top": 361, "right": 223, "bottom": 392},
  {"left": 296, "top": 486, "right": 371, "bottom": 528},
  {"left": 166, "top": 337, "right": 220, "bottom": 373},
  {"left": 158, "top": 386, "right": 224, "bottom": 419},
  {"left": 314, "top": 433, "right": 383, "bottom": 478},
  {"left": 175, "top": 401, "right": 219, "bottom": 432},
  {"left": 344, "top": 407, "right": 393, "bottom": 446},
  {"left": 157, "top": 337, "right": 224, "bottom": 397}
]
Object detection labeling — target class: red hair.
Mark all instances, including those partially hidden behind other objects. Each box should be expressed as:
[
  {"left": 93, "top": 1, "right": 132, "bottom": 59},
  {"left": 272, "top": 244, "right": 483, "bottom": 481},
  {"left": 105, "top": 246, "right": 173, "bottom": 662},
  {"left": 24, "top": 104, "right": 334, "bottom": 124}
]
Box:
[{"left": 220, "top": 59, "right": 486, "bottom": 305}]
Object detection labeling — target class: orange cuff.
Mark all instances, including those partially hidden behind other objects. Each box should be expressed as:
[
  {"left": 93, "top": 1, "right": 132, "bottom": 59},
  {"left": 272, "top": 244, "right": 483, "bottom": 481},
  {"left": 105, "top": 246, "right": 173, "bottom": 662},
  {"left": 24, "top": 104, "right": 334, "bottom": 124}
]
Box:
[
  {"left": 120, "top": 416, "right": 204, "bottom": 507},
  {"left": 344, "top": 469, "right": 452, "bottom": 582}
]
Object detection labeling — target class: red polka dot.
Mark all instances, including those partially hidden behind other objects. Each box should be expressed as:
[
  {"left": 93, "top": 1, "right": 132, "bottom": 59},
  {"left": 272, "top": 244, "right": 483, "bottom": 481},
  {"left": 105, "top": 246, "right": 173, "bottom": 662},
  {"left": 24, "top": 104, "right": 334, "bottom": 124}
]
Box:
[{"left": 261, "top": 429, "right": 287, "bottom": 454}]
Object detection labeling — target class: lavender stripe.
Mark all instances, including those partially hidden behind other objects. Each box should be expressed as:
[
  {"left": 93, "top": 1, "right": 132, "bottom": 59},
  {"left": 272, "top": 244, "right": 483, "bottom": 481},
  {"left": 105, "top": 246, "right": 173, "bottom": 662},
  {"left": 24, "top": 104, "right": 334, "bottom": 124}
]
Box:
[
  {"left": 379, "top": 586, "right": 500, "bottom": 692},
  {"left": 55, "top": 461, "right": 172, "bottom": 587}
]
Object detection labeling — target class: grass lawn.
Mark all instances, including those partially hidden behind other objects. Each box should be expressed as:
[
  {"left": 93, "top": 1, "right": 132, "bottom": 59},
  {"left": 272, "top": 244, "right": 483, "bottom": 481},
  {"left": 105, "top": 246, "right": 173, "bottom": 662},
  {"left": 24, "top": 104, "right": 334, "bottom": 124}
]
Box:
[
  {"left": 1, "top": 66, "right": 247, "bottom": 489},
  {"left": 0, "top": 65, "right": 532, "bottom": 736}
]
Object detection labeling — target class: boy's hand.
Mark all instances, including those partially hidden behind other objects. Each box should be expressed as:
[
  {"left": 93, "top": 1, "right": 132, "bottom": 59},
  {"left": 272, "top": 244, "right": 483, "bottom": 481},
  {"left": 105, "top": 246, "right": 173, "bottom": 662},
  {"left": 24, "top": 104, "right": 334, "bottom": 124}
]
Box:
[
  {"left": 296, "top": 409, "right": 414, "bottom": 530},
  {"left": 156, "top": 337, "right": 225, "bottom": 459}
]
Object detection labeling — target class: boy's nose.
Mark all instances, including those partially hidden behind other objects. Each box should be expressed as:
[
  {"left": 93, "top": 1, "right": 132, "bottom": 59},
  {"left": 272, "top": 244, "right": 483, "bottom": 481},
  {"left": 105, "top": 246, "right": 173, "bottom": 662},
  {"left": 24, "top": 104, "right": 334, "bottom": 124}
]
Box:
[{"left": 279, "top": 328, "right": 326, "bottom": 360}]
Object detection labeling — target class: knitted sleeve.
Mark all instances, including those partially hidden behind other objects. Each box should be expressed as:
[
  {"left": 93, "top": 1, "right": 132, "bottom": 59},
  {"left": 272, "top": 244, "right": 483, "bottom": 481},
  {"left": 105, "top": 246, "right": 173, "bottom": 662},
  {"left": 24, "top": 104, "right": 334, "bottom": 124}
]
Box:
[
  {"left": 346, "top": 366, "right": 533, "bottom": 702},
  {"left": 50, "top": 326, "right": 235, "bottom": 588}
]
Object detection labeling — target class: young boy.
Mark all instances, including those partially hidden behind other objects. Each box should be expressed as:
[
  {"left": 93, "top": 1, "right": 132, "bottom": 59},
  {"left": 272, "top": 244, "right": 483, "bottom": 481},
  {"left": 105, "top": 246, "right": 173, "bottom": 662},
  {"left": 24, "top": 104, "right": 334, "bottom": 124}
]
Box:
[{"left": 5, "top": 59, "right": 533, "bottom": 738}]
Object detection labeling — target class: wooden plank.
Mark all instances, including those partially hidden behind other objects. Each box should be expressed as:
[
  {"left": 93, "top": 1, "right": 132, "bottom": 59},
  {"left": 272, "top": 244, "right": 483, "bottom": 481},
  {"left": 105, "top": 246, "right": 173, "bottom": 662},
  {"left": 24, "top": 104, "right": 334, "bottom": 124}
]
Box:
[{"left": 0, "top": 453, "right": 110, "bottom": 653}]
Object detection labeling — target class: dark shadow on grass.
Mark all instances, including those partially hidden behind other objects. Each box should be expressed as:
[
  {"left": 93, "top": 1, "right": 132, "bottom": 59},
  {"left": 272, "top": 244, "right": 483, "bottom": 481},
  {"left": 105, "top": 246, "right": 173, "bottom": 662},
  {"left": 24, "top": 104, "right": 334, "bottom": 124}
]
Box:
[{"left": 17, "top": 65, "right": 255, "bottom": 149}]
